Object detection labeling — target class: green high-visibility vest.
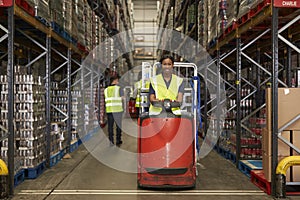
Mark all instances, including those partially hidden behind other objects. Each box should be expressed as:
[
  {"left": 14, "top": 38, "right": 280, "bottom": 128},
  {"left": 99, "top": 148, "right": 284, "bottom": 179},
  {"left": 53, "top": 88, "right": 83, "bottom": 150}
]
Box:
[
  {"left": 149, "top": 74, "right": 183, "bottom": 115},
  {"left": 104, "top": 85, "right": 123, "bottom": 113}
]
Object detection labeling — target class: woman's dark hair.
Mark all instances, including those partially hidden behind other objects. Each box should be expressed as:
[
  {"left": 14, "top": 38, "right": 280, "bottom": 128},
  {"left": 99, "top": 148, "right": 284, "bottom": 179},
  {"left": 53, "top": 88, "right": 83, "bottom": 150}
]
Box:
[
  {"left": 110, "top": 75, "right": 119, "bottom": 85},
  {"left": 159, "top": 54, "right": 174, "bottom": 64}
]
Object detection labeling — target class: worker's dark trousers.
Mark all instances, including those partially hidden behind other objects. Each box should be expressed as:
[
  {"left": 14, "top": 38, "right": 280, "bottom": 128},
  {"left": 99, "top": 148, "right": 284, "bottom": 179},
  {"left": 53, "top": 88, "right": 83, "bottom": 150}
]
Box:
[{"left": 107, "top": 112, "right": 123, "bottom": 144}]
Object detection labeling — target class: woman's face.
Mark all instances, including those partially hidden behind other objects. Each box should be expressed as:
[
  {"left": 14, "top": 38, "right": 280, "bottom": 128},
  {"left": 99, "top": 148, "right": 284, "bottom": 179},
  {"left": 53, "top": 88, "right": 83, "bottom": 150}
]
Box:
[{"left": 161, "top": 58, "right": 173, "bottom": 77}]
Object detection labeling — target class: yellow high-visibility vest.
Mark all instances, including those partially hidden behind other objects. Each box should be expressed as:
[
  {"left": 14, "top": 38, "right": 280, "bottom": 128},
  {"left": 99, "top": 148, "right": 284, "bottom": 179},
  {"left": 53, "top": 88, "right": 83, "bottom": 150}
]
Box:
[
  {"left": 149, "top": 74, "right": 183, "bottom": 115},
  {"left": 104, "top": 85, "right": 123, "bottom": 113}
]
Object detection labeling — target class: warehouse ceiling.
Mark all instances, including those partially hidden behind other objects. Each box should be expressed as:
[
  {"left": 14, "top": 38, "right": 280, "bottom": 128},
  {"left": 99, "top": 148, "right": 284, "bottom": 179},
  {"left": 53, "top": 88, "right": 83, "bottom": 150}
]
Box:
[{"left": 132, "top": 0, "right": 158, "bottom": 65}]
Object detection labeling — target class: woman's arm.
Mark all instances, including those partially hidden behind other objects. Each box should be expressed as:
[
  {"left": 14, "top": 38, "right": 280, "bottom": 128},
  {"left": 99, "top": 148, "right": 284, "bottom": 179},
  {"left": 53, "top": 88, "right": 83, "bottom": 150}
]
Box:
[
  {"left": 176, "top": 92, "right": 183, "bottom": 103},
  {"left": 149, "top": 82, "right": 158, "bottom": 103},
  {"left": 176, "top": 79, "right": 184, "bottom": 103},
  {"left": 149, "top": 93, "right": 157, "bottom": 103}
]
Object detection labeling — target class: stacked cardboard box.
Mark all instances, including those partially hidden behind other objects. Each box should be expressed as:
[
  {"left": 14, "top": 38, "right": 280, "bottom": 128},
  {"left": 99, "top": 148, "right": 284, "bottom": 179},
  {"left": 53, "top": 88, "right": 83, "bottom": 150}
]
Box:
[{"left": 263, "top": 88, "right": 300, "bottom": 182}]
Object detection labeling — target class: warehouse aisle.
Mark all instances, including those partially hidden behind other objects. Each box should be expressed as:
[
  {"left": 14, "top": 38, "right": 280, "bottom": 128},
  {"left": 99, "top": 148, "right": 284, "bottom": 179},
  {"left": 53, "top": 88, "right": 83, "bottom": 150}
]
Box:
[{"left": 11, "top": 118, "right": 276, "bottom": 200}]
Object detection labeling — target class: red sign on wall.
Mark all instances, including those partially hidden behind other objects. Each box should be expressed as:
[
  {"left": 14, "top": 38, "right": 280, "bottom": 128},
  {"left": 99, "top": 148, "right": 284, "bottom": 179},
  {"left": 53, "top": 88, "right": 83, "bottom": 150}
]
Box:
[
  {"left": 274, "top": 0, "right": 300, "bottom": 7},
  {"left": 0, "top": 0, "right": 13, "bottom": 7}
]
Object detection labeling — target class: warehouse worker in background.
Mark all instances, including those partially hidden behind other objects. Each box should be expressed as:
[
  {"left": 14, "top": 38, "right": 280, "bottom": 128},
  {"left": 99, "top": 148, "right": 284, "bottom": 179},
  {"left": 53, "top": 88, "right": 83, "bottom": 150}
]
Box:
[
  {"left": 149, "top": 54, "right": 184, "bottom": 115},
  {"left": 133, "top": 71, "right": 150, "bottom": 115},
  {"left": 104, "top": 75, "right": 124, "bottom": 146}
]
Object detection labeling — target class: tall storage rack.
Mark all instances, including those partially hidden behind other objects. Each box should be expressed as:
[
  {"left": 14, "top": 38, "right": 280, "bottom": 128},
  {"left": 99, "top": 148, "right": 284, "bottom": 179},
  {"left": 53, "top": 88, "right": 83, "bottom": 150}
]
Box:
[
  {"left": 212, "top": 2, "right": 300, "bottom": 196},
  {"left": 0, "top": 3, "right": 87, "bottom": 196},
  {"left": 157, "top": 0, "right": 300, "bottom": 197},
  {"left": 0, "top": 0, "right": 134, "bottom": 197},
  {"left": 208, "top": 1, "right": 300, "bottom": 197}
]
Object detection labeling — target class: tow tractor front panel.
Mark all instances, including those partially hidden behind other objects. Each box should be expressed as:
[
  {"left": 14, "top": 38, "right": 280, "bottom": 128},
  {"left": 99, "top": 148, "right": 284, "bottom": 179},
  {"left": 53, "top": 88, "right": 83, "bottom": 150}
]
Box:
[{"left": 138, "top": 114, "right": 196, "bottom": 188}]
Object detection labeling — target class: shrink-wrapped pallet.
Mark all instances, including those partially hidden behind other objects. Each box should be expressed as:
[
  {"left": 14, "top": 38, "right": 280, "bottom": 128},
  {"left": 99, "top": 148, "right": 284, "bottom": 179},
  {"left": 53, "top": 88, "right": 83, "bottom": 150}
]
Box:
[
  {"left": 50, "top": 0, "right": 72, "bottom": 34},
  {"left": 72, "top": 0, "right": 85, "bottom": 44},
  {"left": 0, "top": 71, "right": 46, "bottom": 169},
  {"left": 198, "top": 0, "right": 207, "bottom": 48},
  {"left": 238, "top": 0, "right": 264, "bottom": 20},
  {"left": 218, "top": 0, "right": 238, "bottom": 34},
  {"left": 186, "top": 3, "right": 196, "bottom": 33},
  {"left": 26, "top": 0, "right": 50, "bottom": 23},
  {"left": 207, "top": 0, "right": 218, "bottom": 45},
  {"left": 84, "top": 4, "right": 93, "bottom": 51}
]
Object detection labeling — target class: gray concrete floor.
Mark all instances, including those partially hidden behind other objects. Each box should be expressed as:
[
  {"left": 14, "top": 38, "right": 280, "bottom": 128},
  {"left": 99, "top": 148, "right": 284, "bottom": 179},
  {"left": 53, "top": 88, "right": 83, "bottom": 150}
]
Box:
[{"left": 11, "top": 118, "right": 300, "bottom": 200}]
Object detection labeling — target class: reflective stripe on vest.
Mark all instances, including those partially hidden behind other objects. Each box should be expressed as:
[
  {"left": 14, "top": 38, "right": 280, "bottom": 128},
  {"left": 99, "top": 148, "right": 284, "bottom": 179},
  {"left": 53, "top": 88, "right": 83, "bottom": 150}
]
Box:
[
  {"left": 104, "top": 85, "right": 123, "bottom": 113},
  {"left": 149, "top": 74, "right": 183, "bottom": 115}
]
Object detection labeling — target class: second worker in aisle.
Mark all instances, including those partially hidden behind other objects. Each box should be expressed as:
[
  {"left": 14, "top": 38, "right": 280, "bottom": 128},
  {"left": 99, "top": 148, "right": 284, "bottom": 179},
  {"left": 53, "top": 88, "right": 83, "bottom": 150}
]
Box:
[
  {"left": 104, "top": 75, "right": 124, "bottom": 146},
  {"left": 133, "top": 71, "right": 150, "bottom": 115}
]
